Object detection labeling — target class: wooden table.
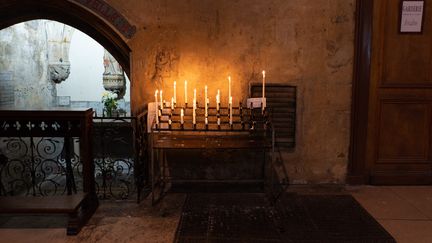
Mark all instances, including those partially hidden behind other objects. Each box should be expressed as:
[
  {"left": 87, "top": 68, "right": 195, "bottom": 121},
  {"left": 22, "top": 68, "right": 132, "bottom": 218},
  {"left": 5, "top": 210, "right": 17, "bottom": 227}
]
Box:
[{"left": 0, "top": 108, "right": 98, "bottom": 235}]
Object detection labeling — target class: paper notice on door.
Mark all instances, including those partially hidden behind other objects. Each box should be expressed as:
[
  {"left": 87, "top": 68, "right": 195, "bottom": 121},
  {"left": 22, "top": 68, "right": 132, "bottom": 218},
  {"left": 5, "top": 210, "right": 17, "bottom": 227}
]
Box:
[{"left": 400, "top": 1, "right": 424, "bottom": 33}]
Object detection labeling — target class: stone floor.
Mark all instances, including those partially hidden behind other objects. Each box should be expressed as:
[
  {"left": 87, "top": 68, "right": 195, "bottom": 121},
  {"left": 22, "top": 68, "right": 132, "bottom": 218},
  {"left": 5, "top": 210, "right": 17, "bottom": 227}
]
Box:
[
  {"left": 349, "top": 186, "right": 432, "bottom": 243},
  {"left": 0, "top": 186, "right": 431, "bottom": 243}
]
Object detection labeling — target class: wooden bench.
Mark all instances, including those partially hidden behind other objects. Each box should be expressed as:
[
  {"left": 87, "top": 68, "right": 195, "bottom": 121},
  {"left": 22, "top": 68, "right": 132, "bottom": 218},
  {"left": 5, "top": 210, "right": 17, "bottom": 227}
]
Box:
[{"left": 0, "top": 192, "right": 98, "bottom": 235}]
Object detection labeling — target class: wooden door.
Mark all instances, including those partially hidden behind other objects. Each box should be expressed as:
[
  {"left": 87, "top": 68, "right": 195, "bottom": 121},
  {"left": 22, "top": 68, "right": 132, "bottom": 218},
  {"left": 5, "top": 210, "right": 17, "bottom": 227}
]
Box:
[{"left": 366, "top": 0, "right": 432, "bottom": 184}]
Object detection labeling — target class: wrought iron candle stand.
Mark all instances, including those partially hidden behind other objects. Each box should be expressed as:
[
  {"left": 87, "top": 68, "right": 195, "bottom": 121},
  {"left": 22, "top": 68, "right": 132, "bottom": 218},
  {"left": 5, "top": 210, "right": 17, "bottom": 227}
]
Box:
[
  {"left": 153, "top": 102, "right": 270, "bottom": 132},
  {"left": 149, "top": 102, "right": 274, "bottom": 205}
]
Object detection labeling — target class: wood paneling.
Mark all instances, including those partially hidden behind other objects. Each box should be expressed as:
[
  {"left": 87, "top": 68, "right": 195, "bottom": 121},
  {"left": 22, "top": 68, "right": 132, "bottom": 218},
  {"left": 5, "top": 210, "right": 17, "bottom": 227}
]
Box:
[
  {"left": 377, "top": 101, "right": 430, "bottom": 163},
  {"left": 362, "top": 0, "right": 432, "bottom": 184},
  {"left": 347, "top": 0, "right": 373, "bottom": 184},
  {"left": 380, "top": 0, "right": 432, "bottom": 87}
]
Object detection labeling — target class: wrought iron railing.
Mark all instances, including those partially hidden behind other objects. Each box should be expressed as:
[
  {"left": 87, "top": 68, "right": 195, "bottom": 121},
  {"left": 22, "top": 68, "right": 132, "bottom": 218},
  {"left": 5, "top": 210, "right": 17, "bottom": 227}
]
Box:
[
  {"left": 0, "top": 112, "right": 149, "bottom": 201},
  {"left": 92, "top": 115, "right": 148, "bottom": 201},
  {"left": 0, "top": 136, "right": 82, "bottom": 196}
]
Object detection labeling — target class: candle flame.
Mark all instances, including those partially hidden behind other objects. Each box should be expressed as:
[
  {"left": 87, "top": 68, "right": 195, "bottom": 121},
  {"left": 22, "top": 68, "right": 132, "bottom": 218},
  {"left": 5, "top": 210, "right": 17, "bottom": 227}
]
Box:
[
  {"left": 262, "top": 70, "right": 265, "bottom": 78},
  {"left": 155, "top": 90, "right": 158, "bottom": 95}
]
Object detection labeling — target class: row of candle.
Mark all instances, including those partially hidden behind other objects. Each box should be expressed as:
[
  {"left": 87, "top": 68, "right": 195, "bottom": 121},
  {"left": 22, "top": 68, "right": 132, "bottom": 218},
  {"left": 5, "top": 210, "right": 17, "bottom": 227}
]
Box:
[
  {"left": 154, "top": 87, "right": 228, "bottom": 126},
  {"left": 154, "top": 71, "right": 266, "bottom": 127}
]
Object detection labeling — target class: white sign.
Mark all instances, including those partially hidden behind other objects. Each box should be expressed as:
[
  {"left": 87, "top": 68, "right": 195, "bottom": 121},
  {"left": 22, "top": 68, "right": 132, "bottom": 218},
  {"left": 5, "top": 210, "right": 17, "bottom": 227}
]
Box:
[
  {"left": 400, "top": 1, "right": 425, "bottom": 33},
  {"left": 57, "top": 96, "right": 71, "bottom": 106},
  {"left": 247, "top": 97, "right": 266, "bottom": 109}
]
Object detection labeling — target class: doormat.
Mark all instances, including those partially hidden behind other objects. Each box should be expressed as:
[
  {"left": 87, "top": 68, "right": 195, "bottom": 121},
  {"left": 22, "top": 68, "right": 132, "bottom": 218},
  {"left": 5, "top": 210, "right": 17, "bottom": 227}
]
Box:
[{"left": 174, "top": 193, "right": 396, "bottom": 243}]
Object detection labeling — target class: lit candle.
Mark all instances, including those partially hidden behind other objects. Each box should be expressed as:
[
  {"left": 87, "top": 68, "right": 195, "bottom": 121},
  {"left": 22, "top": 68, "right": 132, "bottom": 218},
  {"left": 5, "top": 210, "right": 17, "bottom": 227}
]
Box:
[
  {"left": 171, "top": 97, "right": 174, "bottom": 110},
  {"left": 228, "top": 76, "right": 231, "bottom": 104},
  {"left": 262, "top": 70, "right": 266, "bottom": 98},
  {"left": 180, "top": 108, "right": 184, "bottom": 124},
  {"left": 160, "top": 90, "right": 163, "bottom": 109},
  {"left": 262, "top": 70, "right": 266, "bottom": 112},
  {"left": 229, "top": 96, "right": 233, "bottom": 125},
  {"left": 193, "top": 103, "right": 196, "bottom": 125},
  {"left": 184, "top": 80, "right": 188, "bottom": 105},
  {"left": 174, "top": 81, "right": 177, "bottom": 104},
  {"left": 193, "top": 88, "right": 196, "bottom": 125},
  {"left": 216, "top": 89, "right": 220, "bottom": 111},
  {"left": 205, "top": 85, "right": 208, "bottom": 118},
  {"left": 155, "top": 90, "right": 159, "bottom": 125}
]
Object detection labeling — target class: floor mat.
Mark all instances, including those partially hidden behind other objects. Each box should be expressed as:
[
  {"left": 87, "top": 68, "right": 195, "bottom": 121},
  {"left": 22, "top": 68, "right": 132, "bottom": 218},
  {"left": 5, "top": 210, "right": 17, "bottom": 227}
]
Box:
[{"left": 174, "top": 193, "right": 396, "bottom": 243}]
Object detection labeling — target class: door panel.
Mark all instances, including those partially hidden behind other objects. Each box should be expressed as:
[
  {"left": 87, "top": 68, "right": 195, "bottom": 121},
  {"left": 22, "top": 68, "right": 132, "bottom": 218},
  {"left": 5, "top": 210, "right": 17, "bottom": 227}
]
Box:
[
  {"left": 380, "top": 0, "right": 432, "bottom": 87},
  {"left": 367, "top": 0, "right": 432, "bottom": 184},
  {"left": 377, "top": 101, "right": 430, "bottom": 163}
]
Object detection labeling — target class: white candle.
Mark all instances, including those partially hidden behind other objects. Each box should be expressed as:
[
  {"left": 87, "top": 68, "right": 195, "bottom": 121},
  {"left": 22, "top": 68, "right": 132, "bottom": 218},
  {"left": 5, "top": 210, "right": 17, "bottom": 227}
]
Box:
[
  {"left": 193, "top": 103, "right": 196, "bottom": 124},
  {"left": 262, "top": 70, "right": 266, "bottom": 98},
  {"left": 229, "top": 96, "right": 233, "bottom": 125},
  {"left": 216, "top": 89, "right": 220, "bottom": 111},
  {"left": 228, "top": 76, "right": 231, "bottom": 104},
  {"left": 180, "top": 108, "right": 184, "bottom": 124},
  {"left": 174, "top": 81, "right": 177, "bottom": 104},
  {"left": 171, "top": 97, "right": 174, "bottom": 110},
  {"left": 205, "top": 85, "right": 208, "bottom": 118},
  {"left": 155, "top": 90, "right": 159, "bottom": 125},
  {"left": 193, "top": 88, "right": 196, "bottom": 125},
  {"left": 184, "top": 80, "right": 188, "bottom": 104},
  {"left": 160, "top": 90, "right": 163, "bottom": 109},
  {"left": 262, "top": 70, "right": 266, "bottom": 111}
]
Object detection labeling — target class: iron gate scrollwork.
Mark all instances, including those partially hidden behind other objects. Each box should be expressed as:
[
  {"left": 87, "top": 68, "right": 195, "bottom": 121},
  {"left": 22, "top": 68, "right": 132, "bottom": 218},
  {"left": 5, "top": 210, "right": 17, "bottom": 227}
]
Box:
[
  {"left": 93, "top": 117, "right": 135, "bottom": 200},
  {"left": 0, "top": 119, "right": 83, "bottom": 197},
  {"left": 0, "top": 137, "right": 82, "bottom": 196},
  {"left": 0, "top": 113, "right": 149, "bottom": 201},
  {"left": 92, "top": 115, "right": 148, "bottom": 201}
]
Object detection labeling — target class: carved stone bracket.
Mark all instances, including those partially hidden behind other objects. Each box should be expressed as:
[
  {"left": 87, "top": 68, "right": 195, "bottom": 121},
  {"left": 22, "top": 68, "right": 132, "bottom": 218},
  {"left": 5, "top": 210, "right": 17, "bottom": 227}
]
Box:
[
  {"left": 103, "top": 50, "right": 126, "bottom": 98},
  {"left": 49, "top": 62, "right": 71, "bottom": 84},
  {"left": 103, "top": 74, "right": 125, "bottom": 95},
  {"left": 45, "top": 21, "right": 74, "bottom": 84}
]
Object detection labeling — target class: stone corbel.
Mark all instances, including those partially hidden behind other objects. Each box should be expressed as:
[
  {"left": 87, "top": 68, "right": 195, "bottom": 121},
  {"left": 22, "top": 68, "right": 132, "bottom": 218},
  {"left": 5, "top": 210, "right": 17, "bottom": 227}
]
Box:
[
  {"left": 49, "top": 62, "right": 71, "bottom": 84},
  {"left": 45, "top": 21, "right": 74, "bottom": 84},
  {"left": 103, "top": 50, "right": 126, "bottom": 99}
]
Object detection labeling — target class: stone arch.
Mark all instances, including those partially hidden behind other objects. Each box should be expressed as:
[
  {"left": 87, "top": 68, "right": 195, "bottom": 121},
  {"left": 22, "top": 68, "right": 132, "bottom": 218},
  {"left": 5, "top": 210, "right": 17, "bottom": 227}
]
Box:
[{"left": 0, "top": 0, "right": 131, "bottom": 77}]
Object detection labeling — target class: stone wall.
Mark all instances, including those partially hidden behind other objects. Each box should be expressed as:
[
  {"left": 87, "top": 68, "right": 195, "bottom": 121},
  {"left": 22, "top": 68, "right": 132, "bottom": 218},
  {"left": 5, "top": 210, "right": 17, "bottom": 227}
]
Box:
[
  {"left": 0, "top": 20, "right": 54, "bottom": 108},
  {"left": 107, "top": 0, "right": 355, "bottom": 183},
  {"left": 0, "top": 20, "right": 131, "bottom": 115},
  {"left": 0, "top": 20, "right": 74, "bottom": 109}
]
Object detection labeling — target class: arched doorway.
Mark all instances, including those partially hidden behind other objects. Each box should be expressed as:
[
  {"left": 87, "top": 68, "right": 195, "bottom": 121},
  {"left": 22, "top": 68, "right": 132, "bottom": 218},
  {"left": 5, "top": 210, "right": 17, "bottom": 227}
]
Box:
[
  {"left": 0, "top": 0, "right": 131, "bottom": 77},
  {"left": 0, "top": 1, "right": 143, "bottom": 200}
]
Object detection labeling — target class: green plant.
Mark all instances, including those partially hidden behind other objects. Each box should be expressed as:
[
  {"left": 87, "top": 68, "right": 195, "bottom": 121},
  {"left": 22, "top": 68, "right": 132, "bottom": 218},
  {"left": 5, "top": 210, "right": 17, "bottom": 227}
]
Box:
[{"left": 101, "top": 91, "right": 118, "bottom": 117}]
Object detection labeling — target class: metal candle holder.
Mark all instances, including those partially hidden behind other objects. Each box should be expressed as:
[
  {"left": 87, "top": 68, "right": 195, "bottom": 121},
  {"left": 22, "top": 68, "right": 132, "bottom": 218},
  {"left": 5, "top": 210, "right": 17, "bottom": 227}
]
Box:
[{"left": 154, "top": 101, "right": 268, "bottom": 132}]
